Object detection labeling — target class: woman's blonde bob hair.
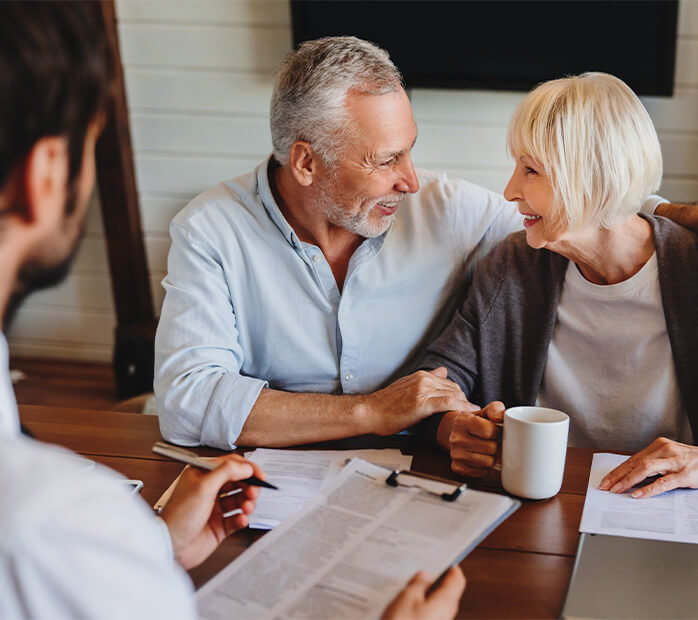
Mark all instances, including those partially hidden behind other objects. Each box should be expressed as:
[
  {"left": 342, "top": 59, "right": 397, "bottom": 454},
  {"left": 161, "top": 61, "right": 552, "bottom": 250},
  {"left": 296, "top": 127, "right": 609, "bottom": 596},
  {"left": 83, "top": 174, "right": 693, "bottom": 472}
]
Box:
[{"left": 507, "top": 72, "right": 663, "bottom": 230}]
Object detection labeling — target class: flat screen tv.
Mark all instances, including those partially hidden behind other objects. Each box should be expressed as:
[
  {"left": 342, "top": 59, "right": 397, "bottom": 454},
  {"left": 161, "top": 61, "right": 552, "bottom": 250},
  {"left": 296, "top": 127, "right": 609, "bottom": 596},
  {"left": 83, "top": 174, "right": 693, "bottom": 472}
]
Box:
[{"left": 290, "top": 0, "right": 679, "bottom": 96}]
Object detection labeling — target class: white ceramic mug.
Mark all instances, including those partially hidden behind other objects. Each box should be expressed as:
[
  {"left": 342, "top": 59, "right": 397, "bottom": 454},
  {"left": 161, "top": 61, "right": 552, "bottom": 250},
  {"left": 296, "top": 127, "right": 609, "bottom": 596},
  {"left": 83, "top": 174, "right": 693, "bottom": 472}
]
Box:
[{"left": 500, "top": 406, "right": 569, "bottom": 500}]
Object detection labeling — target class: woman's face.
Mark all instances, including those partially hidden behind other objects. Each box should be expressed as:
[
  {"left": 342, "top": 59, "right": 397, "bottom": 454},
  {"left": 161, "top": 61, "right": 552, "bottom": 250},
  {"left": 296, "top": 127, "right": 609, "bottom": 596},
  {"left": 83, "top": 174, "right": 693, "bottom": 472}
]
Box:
[{"left": 504, "top": 155, "right": 566, "bottom": 249}]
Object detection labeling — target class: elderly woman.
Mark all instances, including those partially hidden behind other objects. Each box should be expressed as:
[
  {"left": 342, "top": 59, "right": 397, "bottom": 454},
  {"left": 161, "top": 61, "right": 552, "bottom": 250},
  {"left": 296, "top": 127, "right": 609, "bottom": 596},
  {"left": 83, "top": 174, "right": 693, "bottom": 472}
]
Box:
[{"left": 421, "top": 72, "right": 698, "bottom": 499}]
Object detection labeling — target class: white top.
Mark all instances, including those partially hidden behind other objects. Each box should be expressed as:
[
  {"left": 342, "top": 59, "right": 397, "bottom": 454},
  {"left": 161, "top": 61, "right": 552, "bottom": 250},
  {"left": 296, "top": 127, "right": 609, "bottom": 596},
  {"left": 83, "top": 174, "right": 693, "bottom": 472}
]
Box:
[
  {"left": 0, "top": 334, "right": 196, "bottom": 620},
  {"left": 538, "top": 255, "right": 693, "bottom": 452},
  {"left": 155, "top": 158, "right": 523, "bottom": 449},
  {"left": 0, "top": 334, "right": 19, "bottom": 435}
]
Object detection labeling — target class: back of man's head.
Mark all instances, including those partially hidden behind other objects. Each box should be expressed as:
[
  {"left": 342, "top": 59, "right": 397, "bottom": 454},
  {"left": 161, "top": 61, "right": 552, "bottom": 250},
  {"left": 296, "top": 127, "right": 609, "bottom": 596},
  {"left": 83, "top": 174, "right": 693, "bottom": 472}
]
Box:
[
  {"left": 270, "top": 36, "right": 403, "bottom": 168},
  {"left": 0, "top": 2, "right": 113, "bottom": 198}
]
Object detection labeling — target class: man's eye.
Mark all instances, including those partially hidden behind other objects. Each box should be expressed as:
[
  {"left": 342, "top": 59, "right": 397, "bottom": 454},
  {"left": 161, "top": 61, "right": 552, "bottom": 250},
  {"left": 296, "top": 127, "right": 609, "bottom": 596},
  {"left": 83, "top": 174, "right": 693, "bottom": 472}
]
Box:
[{"left": 380, "top": 156, "right": 398, "bottom": 167}]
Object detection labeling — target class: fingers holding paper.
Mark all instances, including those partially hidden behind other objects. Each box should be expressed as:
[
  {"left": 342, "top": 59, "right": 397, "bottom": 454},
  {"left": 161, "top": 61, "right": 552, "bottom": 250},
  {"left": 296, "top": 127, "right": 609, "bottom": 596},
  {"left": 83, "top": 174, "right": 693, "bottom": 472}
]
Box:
[
  {"left": 160, "top": 454, "right": 265, "bottom": 569},
  {"left": 598, "top": 437, "right": 698, "bottom": 499},
  {"left": 381, "top": 567, "right": 466, "bottom": 620},
  {"left": 437, "top": 401, "right": 504, "bottom": 478}
]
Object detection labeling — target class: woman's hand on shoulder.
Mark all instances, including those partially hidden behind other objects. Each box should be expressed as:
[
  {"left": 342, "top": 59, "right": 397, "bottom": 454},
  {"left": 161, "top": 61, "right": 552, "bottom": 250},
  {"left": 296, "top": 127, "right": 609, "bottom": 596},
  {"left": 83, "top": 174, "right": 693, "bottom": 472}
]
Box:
[{"left": 599, "top": 437, "right": 698, "bottom": 498}]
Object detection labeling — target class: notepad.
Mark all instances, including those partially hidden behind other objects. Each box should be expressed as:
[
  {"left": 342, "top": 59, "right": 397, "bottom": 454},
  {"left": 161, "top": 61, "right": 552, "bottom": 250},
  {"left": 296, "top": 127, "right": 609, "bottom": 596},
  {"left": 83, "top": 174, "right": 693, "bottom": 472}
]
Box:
[{"left": 197, "top": 458, "right": 518, "bottom": 620}]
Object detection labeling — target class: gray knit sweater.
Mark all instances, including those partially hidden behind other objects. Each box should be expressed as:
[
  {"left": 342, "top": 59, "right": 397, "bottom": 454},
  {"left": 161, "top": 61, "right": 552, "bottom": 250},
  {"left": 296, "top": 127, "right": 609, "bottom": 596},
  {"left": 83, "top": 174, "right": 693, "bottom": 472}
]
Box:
[{"left": 420, "top": 214, "right": 698, "bottom": 443}]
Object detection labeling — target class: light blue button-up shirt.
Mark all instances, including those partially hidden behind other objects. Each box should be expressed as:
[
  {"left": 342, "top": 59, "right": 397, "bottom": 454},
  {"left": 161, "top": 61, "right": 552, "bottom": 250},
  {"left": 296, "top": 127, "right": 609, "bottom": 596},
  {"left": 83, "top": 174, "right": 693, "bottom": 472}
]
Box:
[{"left": 155, "top": 157, "right": 523, "bottom": 449}]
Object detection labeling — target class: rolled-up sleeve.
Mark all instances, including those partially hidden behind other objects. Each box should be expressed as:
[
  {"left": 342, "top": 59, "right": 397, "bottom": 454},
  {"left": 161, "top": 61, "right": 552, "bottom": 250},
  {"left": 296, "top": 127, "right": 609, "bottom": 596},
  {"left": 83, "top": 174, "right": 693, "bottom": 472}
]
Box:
[{"left": 155, "top": 221, "right": 267, "bottom": 449}]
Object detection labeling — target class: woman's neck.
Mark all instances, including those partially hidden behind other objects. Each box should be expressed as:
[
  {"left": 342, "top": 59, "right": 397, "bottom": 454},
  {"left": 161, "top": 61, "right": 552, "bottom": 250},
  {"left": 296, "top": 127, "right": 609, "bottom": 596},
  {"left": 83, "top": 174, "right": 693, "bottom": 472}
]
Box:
[{"left": 547, "top": 215, "right": 655, "bottom": 285}]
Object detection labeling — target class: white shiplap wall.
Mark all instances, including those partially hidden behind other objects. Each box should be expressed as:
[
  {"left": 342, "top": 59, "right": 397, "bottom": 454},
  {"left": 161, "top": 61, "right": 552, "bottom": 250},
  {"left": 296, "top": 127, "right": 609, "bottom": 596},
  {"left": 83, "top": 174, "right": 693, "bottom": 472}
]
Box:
[{"left": 8, "top": 0, "right": 698, "bottom": 361}]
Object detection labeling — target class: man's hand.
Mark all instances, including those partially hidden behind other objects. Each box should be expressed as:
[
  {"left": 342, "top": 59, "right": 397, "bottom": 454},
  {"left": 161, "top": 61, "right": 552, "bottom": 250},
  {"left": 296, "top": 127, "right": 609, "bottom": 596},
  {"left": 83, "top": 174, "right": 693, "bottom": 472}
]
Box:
[
  {"left": 381, "top": 567, "right": 466, "bottom": 620},
  {"left": 598, "top": 437, "right": 698, "bottom": 499},
  {"left": 655, "top": 202, "right": 698, "bottom": 234},
  {"left": 160, "top": 454, "right": 264, "bottom": 569},
  {"left": 438, "top": 401, "right": 505, "bottom": 477},
  {"left": 364, "top": 368, "right": 474, "bottom": 436}
]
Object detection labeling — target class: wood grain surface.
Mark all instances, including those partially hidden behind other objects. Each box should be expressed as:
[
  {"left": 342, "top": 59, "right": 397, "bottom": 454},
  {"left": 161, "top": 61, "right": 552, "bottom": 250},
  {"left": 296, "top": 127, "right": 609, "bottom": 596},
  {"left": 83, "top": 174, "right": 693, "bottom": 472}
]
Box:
[{"left": 20, "top": 405, "right": 595, "bottom": 619}]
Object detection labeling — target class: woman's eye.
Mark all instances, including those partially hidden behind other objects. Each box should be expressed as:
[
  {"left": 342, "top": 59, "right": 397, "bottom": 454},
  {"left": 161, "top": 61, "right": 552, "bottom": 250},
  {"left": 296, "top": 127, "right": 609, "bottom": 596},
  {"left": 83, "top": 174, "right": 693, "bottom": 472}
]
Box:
[{"left": 525, "top": 166, "right": 538, "bottom": 175}]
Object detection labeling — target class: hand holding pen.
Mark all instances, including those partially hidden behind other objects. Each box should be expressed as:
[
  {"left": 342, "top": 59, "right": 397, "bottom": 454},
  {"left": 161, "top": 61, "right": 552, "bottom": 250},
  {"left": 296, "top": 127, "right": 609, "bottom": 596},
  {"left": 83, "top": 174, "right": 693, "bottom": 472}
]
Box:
[{"left": 154, "top": 447, "right": 271, "bottom": 570}]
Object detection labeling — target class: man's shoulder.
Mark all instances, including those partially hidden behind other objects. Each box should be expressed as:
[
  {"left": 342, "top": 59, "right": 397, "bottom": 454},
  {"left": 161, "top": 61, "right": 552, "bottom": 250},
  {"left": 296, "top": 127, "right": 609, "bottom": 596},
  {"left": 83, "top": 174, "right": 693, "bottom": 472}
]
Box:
[
  {"left": 0, "top": 438, "right": 132, "bottom": 543},
  {"left": 171, "top": 161, "right": 269, "bottom": 234}
]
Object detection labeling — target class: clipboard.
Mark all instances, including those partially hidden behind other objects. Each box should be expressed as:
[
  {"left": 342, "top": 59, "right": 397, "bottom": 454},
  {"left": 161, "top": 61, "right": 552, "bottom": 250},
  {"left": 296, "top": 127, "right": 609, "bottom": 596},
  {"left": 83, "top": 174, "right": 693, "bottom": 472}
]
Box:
[
  {"left": 197, "top": 458, "right": 521, "bottom": 620},
  {"left": 386, "top": 469, "right": 520, "bottom": 577}
]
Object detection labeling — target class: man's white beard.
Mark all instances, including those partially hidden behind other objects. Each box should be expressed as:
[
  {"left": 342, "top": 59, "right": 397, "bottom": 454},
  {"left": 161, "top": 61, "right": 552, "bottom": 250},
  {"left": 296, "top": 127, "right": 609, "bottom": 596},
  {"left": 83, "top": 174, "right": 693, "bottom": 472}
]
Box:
[
  {"left": 322, "top": 200, "right": 395, "bottom": 238},
  {"left": 312, "top": 177, "right": 400, "bottom": 238}
]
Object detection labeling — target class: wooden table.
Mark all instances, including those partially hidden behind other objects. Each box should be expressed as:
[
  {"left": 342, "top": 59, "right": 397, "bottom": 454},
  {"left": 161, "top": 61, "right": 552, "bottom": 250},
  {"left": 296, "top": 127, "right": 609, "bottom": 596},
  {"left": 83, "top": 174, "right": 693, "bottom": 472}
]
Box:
[{"left": 20, "top": 404, "right": 596, "bottom": 619}]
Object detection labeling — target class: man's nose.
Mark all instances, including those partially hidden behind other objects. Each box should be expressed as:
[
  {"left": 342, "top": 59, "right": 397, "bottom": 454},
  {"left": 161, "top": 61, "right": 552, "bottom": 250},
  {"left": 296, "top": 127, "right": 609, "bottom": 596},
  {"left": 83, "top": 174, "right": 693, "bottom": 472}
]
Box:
[{"left": 395, "top": 155, "right": 420, "bottom": 194}]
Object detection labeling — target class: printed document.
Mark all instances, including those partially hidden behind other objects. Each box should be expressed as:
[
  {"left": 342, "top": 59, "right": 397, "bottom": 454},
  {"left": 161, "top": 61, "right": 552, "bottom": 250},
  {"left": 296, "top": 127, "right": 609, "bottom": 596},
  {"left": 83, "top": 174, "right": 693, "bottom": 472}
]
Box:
[
  {"left": 580, "top": 452, "right": 698, "bottom": 544},
  {"left": 197, "top": 459, "right": 517, "bottom": 620},
  {"left": 244, "top": 448, "right": 412, "bottom": 529}
]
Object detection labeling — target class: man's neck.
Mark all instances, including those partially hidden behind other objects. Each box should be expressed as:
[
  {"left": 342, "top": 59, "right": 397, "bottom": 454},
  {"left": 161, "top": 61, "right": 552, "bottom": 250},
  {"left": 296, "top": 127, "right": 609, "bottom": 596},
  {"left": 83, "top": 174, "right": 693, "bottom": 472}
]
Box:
[{"left": 270, "top": 163, "right": 364, "bottom": 291}]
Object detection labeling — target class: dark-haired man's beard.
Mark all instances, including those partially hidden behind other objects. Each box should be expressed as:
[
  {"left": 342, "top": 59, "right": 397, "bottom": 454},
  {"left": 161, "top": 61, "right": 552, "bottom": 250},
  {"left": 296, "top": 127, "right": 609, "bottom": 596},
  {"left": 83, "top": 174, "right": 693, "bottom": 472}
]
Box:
[{"left": 3, "top": 189, "right": 85, "bottom": 330}]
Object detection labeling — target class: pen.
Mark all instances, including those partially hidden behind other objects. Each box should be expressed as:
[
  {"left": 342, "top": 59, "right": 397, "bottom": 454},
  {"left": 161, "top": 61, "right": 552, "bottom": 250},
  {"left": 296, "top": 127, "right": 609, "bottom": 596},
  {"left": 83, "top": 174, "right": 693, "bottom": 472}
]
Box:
[{"left": 152, "top": 441, "right": 278, "bottom": 490}]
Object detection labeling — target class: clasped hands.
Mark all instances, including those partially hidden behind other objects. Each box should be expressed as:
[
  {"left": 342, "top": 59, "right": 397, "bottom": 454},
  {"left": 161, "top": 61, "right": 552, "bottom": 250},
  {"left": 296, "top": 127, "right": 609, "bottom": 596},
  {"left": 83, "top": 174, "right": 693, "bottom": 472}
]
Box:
[{"left": 437, "top": 400, "right": 698, "bottom": 498}]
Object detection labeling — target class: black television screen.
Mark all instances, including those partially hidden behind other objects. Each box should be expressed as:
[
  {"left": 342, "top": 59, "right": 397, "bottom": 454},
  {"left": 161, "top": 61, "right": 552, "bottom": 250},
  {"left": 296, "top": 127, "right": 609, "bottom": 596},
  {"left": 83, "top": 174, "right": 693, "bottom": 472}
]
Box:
[{"left": 291, "top": 0, "right": 679, "bottom": 96}]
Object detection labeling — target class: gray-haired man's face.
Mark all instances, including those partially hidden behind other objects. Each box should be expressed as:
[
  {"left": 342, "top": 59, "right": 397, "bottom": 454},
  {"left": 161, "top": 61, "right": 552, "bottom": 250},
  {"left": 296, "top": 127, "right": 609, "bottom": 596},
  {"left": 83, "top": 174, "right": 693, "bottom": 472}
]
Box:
[{"left": 311, "top": 88, "right": 420, "bottom": 238}]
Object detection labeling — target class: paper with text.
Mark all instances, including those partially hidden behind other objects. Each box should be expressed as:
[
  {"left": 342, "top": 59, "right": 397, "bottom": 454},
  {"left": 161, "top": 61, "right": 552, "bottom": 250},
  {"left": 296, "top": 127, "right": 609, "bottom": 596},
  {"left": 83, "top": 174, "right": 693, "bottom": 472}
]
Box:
[
  {"left": 197, "top": 459, "right": 517, "bottom": 620},
  {"left": 244, "top": 448, "right": 412, "bottom": 529},
  {"left": 579, "top": 452, "right": 698, "bottom": 544}
]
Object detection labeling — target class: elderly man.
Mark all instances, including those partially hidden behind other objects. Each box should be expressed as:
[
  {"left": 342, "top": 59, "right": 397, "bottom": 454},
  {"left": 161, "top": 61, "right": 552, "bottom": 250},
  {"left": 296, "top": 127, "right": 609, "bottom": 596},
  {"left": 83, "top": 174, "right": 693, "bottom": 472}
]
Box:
[{"left": 155, "top": 36, "right": 672, "bottom": 450}]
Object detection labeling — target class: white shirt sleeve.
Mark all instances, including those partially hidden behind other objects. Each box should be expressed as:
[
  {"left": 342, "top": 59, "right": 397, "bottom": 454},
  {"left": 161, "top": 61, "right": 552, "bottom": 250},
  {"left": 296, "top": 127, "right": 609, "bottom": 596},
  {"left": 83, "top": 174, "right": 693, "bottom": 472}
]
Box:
[
  {"left": 0, "top": 441, "right": 197, "bottom": 620},
  {"left": 154, "top": 220, "right": 268, "bottom": 449}
]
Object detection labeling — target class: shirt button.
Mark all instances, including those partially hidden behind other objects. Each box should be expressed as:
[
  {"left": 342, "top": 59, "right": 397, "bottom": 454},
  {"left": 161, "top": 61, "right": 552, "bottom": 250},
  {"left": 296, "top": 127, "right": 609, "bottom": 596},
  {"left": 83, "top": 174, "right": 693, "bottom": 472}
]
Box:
[
  {"left": 311, "top": 254, "right": 321, "bottom": 263},
  {"left": 345, "top": 373, "right": 354, "bottom": 382}
]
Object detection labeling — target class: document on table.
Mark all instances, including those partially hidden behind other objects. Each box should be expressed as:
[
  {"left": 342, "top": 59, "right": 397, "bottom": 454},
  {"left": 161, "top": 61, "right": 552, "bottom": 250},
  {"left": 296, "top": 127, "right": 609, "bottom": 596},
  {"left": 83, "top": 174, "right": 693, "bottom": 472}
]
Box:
[
  {"left": 244, "top": 448, "right": 412, "bottom": 529},
  {"left": 197, "top": 458, "right": 518, "bottom": 620},
  {"left": 580, "top": 452, "right": 698, "bottom": 544}
]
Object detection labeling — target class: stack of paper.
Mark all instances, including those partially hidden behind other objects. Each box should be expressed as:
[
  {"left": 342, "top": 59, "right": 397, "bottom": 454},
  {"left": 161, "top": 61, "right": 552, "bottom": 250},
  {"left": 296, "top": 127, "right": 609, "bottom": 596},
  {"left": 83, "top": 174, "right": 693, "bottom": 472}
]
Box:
[{"left": 244, "top": 448, "right": 412, "bottom": 529}]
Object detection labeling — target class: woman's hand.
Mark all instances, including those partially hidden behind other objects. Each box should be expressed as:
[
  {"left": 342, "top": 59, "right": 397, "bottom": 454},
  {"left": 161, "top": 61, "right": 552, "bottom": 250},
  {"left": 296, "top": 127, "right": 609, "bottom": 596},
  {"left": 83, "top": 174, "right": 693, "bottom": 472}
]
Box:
[
  {"left": 381, "top": 567, "right": 466, "bottom": 620},
  {"left": 437, "top": 401, "right": 505, "bottom": 477},
  {"left": 599, "top": 437, "right": 698, "bottom": 498},
  {"left": 160, "top": 454, "right": 264, "bottom": 569}
]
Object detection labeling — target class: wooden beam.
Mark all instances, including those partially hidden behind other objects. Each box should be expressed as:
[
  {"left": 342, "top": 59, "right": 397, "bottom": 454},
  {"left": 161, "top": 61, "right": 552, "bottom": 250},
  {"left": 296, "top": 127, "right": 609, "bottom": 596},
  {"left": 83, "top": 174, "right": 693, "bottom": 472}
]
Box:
[{"left": 94, "top": 1, "right": 156, "bottom": 398}]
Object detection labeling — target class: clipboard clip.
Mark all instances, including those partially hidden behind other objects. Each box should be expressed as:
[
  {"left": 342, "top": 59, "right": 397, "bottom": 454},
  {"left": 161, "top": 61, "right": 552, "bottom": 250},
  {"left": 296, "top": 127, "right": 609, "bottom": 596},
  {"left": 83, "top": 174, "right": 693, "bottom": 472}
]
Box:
[{"left": 386, "top": 470, "right": 466, "bottom": 502}]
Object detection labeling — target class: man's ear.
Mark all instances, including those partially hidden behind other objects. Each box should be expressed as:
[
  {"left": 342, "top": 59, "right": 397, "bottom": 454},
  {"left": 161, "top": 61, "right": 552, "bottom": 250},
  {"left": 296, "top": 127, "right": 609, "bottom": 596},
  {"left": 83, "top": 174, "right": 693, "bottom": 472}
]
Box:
[
  {"left": 20, "top": 136, "right": 69, "bottom": 225},
  {"left": 287, "top": 141, "right": 318, "bottom": 187}
]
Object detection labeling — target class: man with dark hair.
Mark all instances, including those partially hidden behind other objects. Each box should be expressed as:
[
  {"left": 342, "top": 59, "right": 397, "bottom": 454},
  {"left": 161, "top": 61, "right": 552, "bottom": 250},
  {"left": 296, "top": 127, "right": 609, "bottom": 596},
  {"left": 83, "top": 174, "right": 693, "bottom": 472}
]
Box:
[{"left": 0, "top": 4, "right": 464, "bottom": 618}]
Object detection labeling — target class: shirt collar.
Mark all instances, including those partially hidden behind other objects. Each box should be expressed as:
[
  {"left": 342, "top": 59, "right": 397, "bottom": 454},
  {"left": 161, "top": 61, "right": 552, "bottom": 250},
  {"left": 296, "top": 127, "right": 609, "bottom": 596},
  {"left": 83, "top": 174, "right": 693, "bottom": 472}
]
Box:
[
  {"left": 0, "top": 332, "right": 20, "bottom": 436},
  {"left": 256, "top": 156, "right": 303, "bottom": 249}
]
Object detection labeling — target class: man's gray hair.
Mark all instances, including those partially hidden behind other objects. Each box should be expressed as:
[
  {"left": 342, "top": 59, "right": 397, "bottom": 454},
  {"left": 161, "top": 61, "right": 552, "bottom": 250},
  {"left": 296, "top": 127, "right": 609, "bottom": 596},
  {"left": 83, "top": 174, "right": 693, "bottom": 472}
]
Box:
[{"left": 270, "top": 36, "right": 403, "bottom": 166}]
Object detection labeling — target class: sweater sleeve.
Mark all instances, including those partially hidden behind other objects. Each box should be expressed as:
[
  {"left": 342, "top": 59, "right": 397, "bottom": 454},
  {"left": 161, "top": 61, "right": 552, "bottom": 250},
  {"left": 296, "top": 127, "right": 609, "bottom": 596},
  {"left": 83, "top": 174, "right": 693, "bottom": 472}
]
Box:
[{"left": 416, "top": 238, "right": 509, "bottom": 442}]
